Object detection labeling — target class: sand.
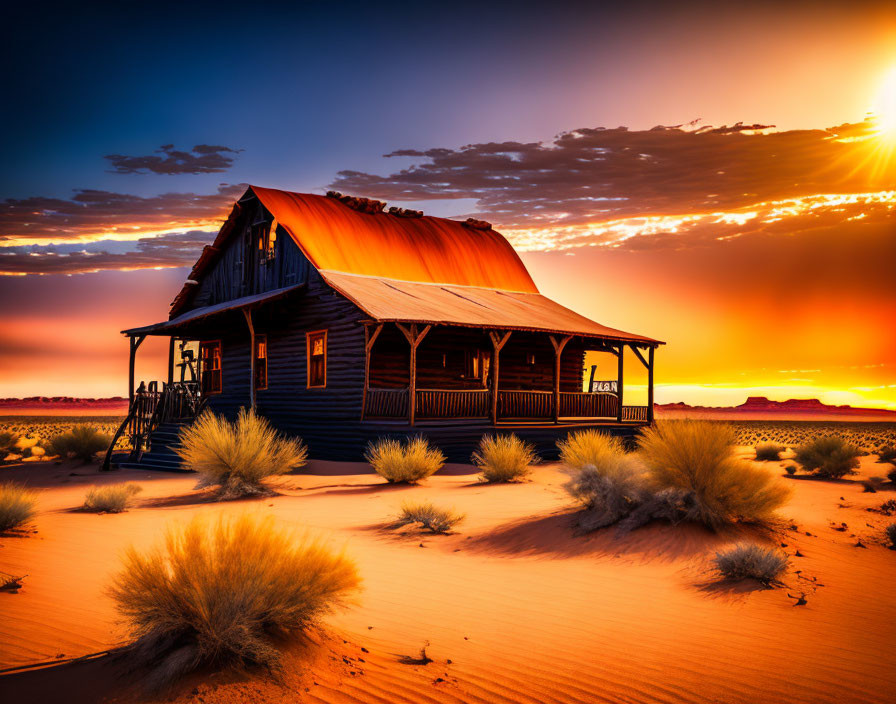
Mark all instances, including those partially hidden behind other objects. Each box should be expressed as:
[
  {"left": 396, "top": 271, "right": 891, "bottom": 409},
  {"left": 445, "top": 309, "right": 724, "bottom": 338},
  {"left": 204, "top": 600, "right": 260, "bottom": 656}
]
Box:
[{"left": 1, "top": 450, "right": 894, "bottom": 703}]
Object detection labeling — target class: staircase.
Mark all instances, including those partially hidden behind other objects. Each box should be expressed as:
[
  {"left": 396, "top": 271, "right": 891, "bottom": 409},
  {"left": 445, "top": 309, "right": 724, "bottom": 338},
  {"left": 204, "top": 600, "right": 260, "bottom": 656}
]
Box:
[
  {"left": 117, "top": 421, "right": 192, "bottom": 472},
  {"left": 104, "top": 380, "right": 203, "bottom": 472}
]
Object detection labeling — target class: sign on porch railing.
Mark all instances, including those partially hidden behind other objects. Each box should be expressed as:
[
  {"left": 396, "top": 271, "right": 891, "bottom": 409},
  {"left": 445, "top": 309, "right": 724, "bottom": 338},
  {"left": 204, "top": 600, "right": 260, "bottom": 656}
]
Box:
[{"left": 590, "top": 379, "right": 618, "bottom": 394}]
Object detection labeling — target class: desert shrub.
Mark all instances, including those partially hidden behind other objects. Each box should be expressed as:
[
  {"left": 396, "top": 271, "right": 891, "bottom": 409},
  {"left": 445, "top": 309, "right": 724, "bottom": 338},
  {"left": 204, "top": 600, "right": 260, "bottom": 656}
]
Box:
[
  {"left": 176, "top": 409, "right": 307, "bottom": 498},
  {"left": 558, "top": 429, "right": 625, "bottom": 471},
  {"left": 365, "top": 436, "right": 444, "bottom": 483},
  {"left": 793, "top": 437, "right": 861, "bottom": 478},
  {"left": 0, "top": 483, "right": 38, "bottom": 532},
  {"left": 472, "top": 434, "right": 538, "bottom": 482},
  {"left": 876, "top": 446, "right": 896, "bottom": 465},
  {"left": 638, "top": 420, "right": 792, "bottom": 529},
  {"left": 47, "top": 425, "right": 112, "bottom": 462},
  {"left": 755, "top": 442, "right": 785, "bottom": 461},
  {"left": 886, "top": 524, "right": 896, "bottom": 548},
  {"left": 714, "top": 543, "right": 789, "bottom": 585},
  {"left": 395, "top": 500, "right": 464, "bottom": 533},
  {"left": 0, "top": 431, "right": 20, "bottom": 459},
  {"left": 784, "top": 465, "right": 797, "bottom": 475},
  {"left": 83, "top": 483, "right": 143, "bottom": 513},
  {"left": 564, "top": 455, "right": 651, "bottom": 532},
  {"left": 109, "top": 514, "right": 359, "bottom": 686},
  {"left": 889, "top": 466, "right": 896, "bottom": 483}
]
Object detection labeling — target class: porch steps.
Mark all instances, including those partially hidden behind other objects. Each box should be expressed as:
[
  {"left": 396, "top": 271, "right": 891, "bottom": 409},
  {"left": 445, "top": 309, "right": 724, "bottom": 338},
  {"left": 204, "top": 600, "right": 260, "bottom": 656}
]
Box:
[{"left": 117, "top": 422, "right": 192, "bottom": 472}]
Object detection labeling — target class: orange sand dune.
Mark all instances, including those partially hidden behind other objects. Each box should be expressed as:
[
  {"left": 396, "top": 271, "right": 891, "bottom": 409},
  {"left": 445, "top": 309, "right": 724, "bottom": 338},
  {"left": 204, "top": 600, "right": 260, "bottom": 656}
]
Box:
[{"left": 1, "top": 452, "right": 894, "bottom": 703}]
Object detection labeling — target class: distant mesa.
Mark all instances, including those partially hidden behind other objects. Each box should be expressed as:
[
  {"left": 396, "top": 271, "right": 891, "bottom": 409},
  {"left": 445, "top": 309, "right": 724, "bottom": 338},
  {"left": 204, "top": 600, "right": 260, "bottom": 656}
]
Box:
[
  {"left": 0, "top": 396, "right": 129, "bottom": 416},
  {"left": 656, "top": 396, "right": 896, "bottom": 421}
]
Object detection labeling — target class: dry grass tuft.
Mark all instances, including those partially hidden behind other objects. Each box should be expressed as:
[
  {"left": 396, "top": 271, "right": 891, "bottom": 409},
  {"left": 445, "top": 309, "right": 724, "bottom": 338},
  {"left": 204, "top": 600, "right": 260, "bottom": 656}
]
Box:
[
  {"left": 564, "top": 455, "right": 650, "bottom": 532},
  {"left": 793, "top": 436, "right": 861, "bottom": 479},
  {"left": 0, "top": 483, "right": 38, "bottom": 532},
  {"left": 886, "top": 524, "right": 896, "bottom": 548},
  {"left": 876, "top": 446, "right": 896, "bottom": 465},
  {"left": 714, "top": 543, "right": 789, "bottom": 585},
  {"left": 176, "top": 409, "right": 308, "bottom": 498},
  {"left": 557, "top": 429, "right": 625, "bottom": 471},
  {"left": 754, "top": 442, "right": 786, "bottom": 461},
  {"left": 109, "top": 513, "right": 360, "bottom": 687},
  {"left": 365, "top": 436, "right": 445, "bottom": 483},
  {"left": 47, "top": 425, "right": 112, "bottom": 462},
  {"left": 638, "top": 420, "right": 792, "bottom": 529},
  {"left": 395, "top": 500, "right": 465, "bottom": 533},
  {"left": 83, "top": 483, "right": 143, "bottom": 513},
  {"left": 0, "top": 431, "right": 20, "bottom": 460},
  {"left": 472, "top": 434, "right": 538, "bottom": 482}
]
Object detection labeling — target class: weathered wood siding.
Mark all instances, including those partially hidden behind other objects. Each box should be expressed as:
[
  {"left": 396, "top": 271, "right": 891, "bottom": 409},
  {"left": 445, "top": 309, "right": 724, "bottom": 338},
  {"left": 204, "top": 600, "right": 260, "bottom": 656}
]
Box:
[
  {"left": 185, "top": 199, "right": 312, "bottom": 312},
  {"left": 203, "top": 268, "right": 368, "bottom": 457}
]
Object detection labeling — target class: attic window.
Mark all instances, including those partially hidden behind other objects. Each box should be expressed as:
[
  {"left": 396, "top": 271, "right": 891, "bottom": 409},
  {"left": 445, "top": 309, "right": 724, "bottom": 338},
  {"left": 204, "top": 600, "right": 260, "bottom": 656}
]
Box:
[{"left": 259, "top": 219, "right": 278, "bottom": 261}]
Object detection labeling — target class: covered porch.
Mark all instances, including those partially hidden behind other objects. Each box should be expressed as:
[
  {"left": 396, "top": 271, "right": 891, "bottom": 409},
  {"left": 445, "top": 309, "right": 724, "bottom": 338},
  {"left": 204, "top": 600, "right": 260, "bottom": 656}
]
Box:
[{"left": 360, "top": 322, "right": 656, "bottom": 426}]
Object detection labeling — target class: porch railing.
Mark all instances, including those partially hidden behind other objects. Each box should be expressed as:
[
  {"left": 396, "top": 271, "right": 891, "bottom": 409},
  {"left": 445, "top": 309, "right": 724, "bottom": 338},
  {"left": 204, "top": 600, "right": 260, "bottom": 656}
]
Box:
[
  {"left": 364, "top": 387, "right": 650, "bottom": 424},
  {"left": 365, "top": 388, "right": 410, "bottom": 419},
  {"left": 498, "top": 390, "right": 553, "bottom": 419},
  {"left": 417, "top": 388, "right": 489, "bottom": 418},
  {"left": 103, "top": 381, "right": 203, "bottom": 470},
  {"left": 621, "top": 405, "right": 649, "bottom": 422}
]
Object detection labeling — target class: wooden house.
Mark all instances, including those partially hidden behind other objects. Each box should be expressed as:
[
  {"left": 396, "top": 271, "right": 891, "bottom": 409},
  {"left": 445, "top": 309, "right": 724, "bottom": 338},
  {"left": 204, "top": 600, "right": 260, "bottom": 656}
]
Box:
[{"left": 109, "top": 186, "right": 662, "bottom": 469}]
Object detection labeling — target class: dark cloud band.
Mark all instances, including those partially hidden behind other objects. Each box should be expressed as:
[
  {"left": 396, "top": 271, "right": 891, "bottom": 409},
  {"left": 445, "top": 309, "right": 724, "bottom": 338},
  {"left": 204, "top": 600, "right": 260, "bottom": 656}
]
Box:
[
  {"left": 331, "top": 119, "right": 894, "bottom": 228},
  {"left": 104, "top": 144, "right": 242, "bottom": 175}
]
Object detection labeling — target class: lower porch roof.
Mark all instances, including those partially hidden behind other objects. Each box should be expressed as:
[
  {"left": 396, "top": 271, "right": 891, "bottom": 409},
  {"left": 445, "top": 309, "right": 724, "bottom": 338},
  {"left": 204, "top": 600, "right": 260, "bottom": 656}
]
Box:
[
  {"left": 320, "top": 270, "right": 662, "bottom": 345},
  {"left": 121, "top": 273, "right": 662, "bottom": 346},
  {"left": 121, "top": 284, "right": 305, "bottom": 336}
]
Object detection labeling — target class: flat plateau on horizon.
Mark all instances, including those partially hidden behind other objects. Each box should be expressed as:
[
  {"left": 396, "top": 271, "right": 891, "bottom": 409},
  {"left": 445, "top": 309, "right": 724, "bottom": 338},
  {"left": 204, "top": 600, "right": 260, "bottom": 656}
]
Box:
[{"left": 1, "top": 447, "right": 895, "bottom": 704}]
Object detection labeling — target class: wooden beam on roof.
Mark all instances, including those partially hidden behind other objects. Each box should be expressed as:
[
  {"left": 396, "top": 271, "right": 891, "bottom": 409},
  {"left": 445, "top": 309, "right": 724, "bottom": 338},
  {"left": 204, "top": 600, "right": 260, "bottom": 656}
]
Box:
[
  {"left": 630, "top": 345, "right": 650, "bottom": 370},
  {"left": 397, "top": 323, "right": 431, "bottom": 426},
  {"left": 616, "top": 343, "right": 624, "bottom": 423},
  {"left": 167, "top": 337, "right": 175, "bottom": 386},
  {"left": 361, "top": 323, "right": 384, "bottom": 421},
  {"left": 647, "top": 345, "right": 655, "bottom": 424},
  {"left": 549, "top": 335, "right": 572, "bottom": 423},
  {"left": 243, "top": 309, "right": 256, "bottom": 410},
  {"left": 488, "top": 331, "right": 512, "bottom": 424},
  {"left": 128, "top": 335, "right": 146, "bottom": 407}
]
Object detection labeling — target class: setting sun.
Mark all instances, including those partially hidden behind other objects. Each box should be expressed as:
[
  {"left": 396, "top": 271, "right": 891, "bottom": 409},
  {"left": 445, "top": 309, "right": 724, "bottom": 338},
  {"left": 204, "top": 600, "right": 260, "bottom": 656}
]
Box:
[{"left": 872, "top": 66, "right": 896, "bottom": 138}]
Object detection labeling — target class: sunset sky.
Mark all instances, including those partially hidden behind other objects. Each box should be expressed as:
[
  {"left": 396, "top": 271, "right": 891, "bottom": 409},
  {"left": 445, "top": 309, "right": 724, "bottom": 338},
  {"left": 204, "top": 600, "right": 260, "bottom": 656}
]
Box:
[{"left": 2, "top": 1, "right": 895, "bottom": 408}]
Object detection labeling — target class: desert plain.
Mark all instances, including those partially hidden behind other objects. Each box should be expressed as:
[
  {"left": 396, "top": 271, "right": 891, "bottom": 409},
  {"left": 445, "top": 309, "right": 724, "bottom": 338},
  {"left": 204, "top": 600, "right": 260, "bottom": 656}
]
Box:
[{"left": 1, "top": 440, "right": 894, "bottom": 704}]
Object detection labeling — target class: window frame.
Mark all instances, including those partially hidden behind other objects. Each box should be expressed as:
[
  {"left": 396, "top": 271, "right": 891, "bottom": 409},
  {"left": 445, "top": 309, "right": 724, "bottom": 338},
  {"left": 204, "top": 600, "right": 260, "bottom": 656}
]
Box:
[
  {"left": 305, "top": 329, "right": 328, "bottom": 389},
  {"left": 463, "top": 348, "right": 484, "bottom": 381},
  {"left": 254, "top": 334, "right": 268, "bottom": 391},
  {"left": 199, "top": 340, "right": 223, "bottom": 395}
]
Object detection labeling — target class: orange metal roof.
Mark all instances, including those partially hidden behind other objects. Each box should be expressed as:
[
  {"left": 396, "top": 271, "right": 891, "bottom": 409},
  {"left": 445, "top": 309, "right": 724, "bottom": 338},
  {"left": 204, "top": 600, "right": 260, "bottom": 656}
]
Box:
[
  {"left": 250, "top": 186, "right": 538, "bottom": 293},
  {"left": 319, "top": 270, "right": 661, "bottom": 344}
]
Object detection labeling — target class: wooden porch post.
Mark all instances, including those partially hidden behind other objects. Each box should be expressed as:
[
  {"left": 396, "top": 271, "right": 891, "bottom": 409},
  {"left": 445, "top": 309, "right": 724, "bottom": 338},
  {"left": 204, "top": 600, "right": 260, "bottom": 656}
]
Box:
[
  {"left": 488, "top": 331, "right": 512, "bottom": 425},
  {"left": 243, "top": 308, "right": 256, "bottom": 410},
  {"left": 648, "top": 345, "right": 655, "bottom": 423},
  {"left": 397, "top": 323, "right": 431, "bottom": 426},
  {"left": 128, "top": 335, "right": 146, "bottom": 407},
  {"left": 361, "top": 323, "right": 383, "bottom": 421},
  {"left": 616, "top": 343, "right": 624, "bottom": 423},
  {"left": 549, "top": 335, "right": 572, "bottom": 423},
  {"left": 167, "top": 337, "right": 175, "bottom": 386}
]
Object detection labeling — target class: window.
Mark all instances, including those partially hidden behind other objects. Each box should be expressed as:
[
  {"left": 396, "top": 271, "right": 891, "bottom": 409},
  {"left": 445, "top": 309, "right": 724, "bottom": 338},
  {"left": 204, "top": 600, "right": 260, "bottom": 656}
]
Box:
[
  {"left": 259, "top": 219, "right": 278, "bottom": 262},
  {"left": 464, "top": 348, "right": 484, "bottom": 380},
  {"left": 199, "top": 341, "right": 222, "bottom": 394},
  {"left": 306, "top": 330, "right": 327, "bottom": 388},
  {"left": 254, "top": 335, "right": 267, "bottom": 390}
]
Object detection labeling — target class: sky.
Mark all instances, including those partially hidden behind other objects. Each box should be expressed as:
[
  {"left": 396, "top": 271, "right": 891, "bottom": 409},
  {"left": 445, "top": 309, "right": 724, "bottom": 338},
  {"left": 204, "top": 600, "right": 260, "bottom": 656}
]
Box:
[{"left": 1, "top": 0, "right": 895, "bottom": 408}]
